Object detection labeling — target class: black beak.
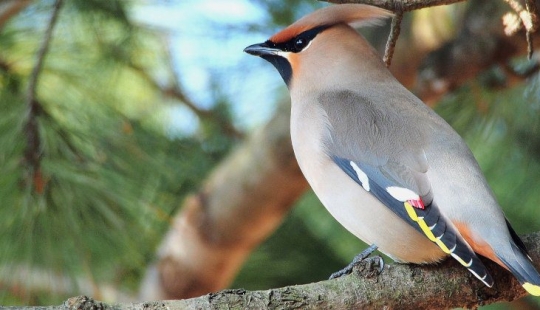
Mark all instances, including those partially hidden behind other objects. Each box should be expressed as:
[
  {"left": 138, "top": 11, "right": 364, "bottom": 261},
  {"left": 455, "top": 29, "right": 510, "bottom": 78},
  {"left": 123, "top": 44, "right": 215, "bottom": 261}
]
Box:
[
  {"left": 244, "top": 42, "right": 279, "bottom": 57},
  {"left": 244, "top": 41, "right": 292, "bottom": 86}
]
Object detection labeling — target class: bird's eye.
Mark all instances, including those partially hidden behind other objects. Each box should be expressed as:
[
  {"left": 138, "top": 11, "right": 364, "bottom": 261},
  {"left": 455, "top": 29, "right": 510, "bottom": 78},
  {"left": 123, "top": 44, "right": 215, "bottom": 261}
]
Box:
[{"left": 294, "top": 37, "right": 308, "bottom": 51}]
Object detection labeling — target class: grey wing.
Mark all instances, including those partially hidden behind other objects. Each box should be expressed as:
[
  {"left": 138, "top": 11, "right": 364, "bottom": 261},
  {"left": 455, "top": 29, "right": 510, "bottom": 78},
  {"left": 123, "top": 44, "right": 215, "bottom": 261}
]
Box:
[{"left": 319, "top": 90, "right": 493, "bottom": 286}]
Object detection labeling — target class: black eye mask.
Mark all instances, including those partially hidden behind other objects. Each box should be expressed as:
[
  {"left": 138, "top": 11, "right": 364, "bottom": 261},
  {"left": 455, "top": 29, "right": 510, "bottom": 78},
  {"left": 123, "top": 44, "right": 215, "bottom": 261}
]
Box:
[{"left": 265, "top": 25, "right": 329, "bottom": 53}]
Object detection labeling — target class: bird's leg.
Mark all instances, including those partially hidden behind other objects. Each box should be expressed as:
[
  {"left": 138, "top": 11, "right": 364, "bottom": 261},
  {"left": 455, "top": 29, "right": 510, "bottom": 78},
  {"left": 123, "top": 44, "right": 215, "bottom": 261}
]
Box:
[{"left": 329, "top": 244, "right": 383, "bottom": 279}]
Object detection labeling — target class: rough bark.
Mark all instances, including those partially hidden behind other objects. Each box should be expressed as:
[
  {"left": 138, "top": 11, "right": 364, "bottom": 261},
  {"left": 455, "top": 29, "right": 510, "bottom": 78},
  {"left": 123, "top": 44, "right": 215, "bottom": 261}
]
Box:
[
  {"left": 17, "top": 232, "right": 540, "bottom": 309},
  {"left": 321, "top": 0, "right": 466, "bottom": 11},
  {"left": 140, "top": 0, "right": 540, "bottom": 301}
]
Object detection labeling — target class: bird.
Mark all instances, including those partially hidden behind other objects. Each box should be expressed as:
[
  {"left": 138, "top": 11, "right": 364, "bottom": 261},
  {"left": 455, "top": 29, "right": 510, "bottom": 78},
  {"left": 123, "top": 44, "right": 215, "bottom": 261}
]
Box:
[{"left": 244, "top": 4, "right": 540, "bottom": 296}]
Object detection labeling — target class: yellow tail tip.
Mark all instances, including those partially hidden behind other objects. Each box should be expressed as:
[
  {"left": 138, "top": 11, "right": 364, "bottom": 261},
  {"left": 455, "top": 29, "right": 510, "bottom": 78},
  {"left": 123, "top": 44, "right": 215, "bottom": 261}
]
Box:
[{"left": 523, "top": 283, "right": 540, "bottom": 296}]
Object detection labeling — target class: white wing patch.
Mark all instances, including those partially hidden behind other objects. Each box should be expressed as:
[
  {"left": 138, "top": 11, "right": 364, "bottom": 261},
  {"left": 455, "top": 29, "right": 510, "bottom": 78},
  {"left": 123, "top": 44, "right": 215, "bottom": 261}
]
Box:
[
  {"left": 386, "top": 186, "right": 419, "bottom": 202},
  {"left": 349, "top": 161, "right": 370, "bottom": 191}
]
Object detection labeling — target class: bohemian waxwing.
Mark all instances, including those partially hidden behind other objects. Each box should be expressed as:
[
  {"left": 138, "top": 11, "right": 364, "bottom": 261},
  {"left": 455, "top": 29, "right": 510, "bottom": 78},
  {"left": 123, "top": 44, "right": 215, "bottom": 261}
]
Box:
[{"left": 244, "top": 4, "right": 540, "bottom": 296}]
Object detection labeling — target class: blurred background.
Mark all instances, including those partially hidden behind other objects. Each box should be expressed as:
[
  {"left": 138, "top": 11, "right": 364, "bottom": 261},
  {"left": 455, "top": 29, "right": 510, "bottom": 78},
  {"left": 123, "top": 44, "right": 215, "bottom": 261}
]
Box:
[{"left": 1, "top": 0, "right": 540, "bottom": 309}]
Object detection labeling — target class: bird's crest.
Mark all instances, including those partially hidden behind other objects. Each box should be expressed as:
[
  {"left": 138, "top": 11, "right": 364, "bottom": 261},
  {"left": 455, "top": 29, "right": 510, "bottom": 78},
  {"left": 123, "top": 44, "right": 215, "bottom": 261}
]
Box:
[{"left": 270, "top": 4, "right": 393, "bottom": 44}]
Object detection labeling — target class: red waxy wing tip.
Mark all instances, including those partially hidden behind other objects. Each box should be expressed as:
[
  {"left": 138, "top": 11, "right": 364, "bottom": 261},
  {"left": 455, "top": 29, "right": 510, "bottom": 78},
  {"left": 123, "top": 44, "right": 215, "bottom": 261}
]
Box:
[{"left": 407, "top": 198, "right": 425, "bottom": 210}]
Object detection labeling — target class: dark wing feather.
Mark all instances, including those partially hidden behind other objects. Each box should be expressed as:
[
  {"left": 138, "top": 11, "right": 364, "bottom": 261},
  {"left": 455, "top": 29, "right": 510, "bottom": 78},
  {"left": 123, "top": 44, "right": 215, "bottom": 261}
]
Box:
[
  {"left": 333, "top": 156, "right": 494, "bottom": 286},
  {"left": 505, "top": 218, "right": 530, "bottom": 259}
]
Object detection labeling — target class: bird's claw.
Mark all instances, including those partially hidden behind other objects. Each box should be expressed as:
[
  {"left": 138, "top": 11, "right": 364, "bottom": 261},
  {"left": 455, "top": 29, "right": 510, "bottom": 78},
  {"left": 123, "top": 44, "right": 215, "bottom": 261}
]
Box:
[
  {"left": 329, "top": 244, "right": 383, "bottom": 279},
  {"left": 366, "top": 256, "right": 385, "bottom": 276},
  {"left": 329, "top": 256, "right": 384, "bottom": 279}
]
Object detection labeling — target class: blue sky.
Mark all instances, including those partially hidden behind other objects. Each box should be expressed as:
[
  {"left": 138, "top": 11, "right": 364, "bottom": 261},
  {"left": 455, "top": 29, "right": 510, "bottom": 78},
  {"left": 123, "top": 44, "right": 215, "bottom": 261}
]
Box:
[{"left": 132, "top": 0, "right": 291, "bottom": 136}]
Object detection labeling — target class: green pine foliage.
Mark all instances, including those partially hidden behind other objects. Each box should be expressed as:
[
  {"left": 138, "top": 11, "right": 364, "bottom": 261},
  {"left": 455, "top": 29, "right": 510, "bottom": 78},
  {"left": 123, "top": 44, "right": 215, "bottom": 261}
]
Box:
[{"left": 0, "top": 0, "right": 234, "bottom": 304}]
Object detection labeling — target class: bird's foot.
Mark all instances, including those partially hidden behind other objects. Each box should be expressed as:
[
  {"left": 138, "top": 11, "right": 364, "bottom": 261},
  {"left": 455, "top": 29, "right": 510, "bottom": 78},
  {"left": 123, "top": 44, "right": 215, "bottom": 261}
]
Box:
[
  {"left": 329, "top": 244, "right": 383, "bottom": 279},
  {"left": 329, "top": 256, "right": 384, "bottom": 279}
]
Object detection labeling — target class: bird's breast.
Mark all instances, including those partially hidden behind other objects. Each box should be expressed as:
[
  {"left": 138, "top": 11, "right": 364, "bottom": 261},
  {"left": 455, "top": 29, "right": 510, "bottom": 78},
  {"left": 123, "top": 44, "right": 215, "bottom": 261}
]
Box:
[{"left": 289, "top": 99, "right": 444, "bottom": 263}]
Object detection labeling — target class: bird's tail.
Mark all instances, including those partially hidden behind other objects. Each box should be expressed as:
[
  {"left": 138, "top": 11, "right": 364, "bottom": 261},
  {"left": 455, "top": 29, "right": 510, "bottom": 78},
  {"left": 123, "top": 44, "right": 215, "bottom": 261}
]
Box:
[{"left": 497, "top": 241, "right": 540, "bottom": 296}]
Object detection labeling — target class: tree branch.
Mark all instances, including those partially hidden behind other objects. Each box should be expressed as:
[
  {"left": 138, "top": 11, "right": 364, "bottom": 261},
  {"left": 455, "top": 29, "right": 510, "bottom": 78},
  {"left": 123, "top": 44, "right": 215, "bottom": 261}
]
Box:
[
  {"left": 319, "top": 0, "right": 466, "bottom": 11},
  {"left": 23, "top": 0, "right": 63, "bottom": 194},
  {"left": 504, "top": 0, "right": 539, "bottom": 32},
  {"left": 127, "top": 62, "right": 244, "bottom": 139},
  {"left": 525, "top": 0, "right": 539, "bottom": 58},
  {"left": 383, "top": 10, "right": 404, "bottom": 67},
  {"left": 503, "top": 0, "right": 540, "bottom": 59},
  {"left": 24, "top": 231, "right": 540, "bottom": 309}
]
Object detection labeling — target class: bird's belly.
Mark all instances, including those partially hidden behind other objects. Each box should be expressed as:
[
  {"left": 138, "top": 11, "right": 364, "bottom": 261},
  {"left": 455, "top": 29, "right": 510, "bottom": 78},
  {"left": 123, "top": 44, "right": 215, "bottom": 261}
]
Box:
[
  {"left": 290, "top": 114, "right": 444, "bottom": 263},
  {"left": 311, "top": 157, "right": 444, "bottom": 263}
]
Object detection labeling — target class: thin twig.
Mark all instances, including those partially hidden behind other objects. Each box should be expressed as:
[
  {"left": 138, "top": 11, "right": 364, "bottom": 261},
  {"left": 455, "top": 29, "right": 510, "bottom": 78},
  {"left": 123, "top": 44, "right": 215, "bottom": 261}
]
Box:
[
  {"left": 383, "top": 10, "right": 404, "bottom": 67},
  {"left": 526, "top": 0, "right": 539, "bottom": 58},
  {"left": 503, "top": 0, "right": 540, "bottom": 59},
  {"left": 161, "top": 46, "right": 244, "bottom": 138},
  {"left": 128, "top": 62, "right": 244, "bottom": 139},
  {"left": 27, "top": 0, "right": 63, "bottom": 102},
  {"left": 24, "top": 0, "right": 63, "bottom": 193},
  {"left": 527, "top": 28, "right": 534, "bottom": 58}
]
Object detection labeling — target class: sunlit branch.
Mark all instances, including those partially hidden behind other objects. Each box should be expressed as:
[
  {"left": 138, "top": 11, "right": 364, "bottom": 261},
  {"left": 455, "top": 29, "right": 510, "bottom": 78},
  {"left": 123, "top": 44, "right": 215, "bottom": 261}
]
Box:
[
  {"left": 503, "top": 0, "right": 540, "bottom": 59},
  {"left": 526, "top": 0, "right": 539, "bottom": 58}
]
